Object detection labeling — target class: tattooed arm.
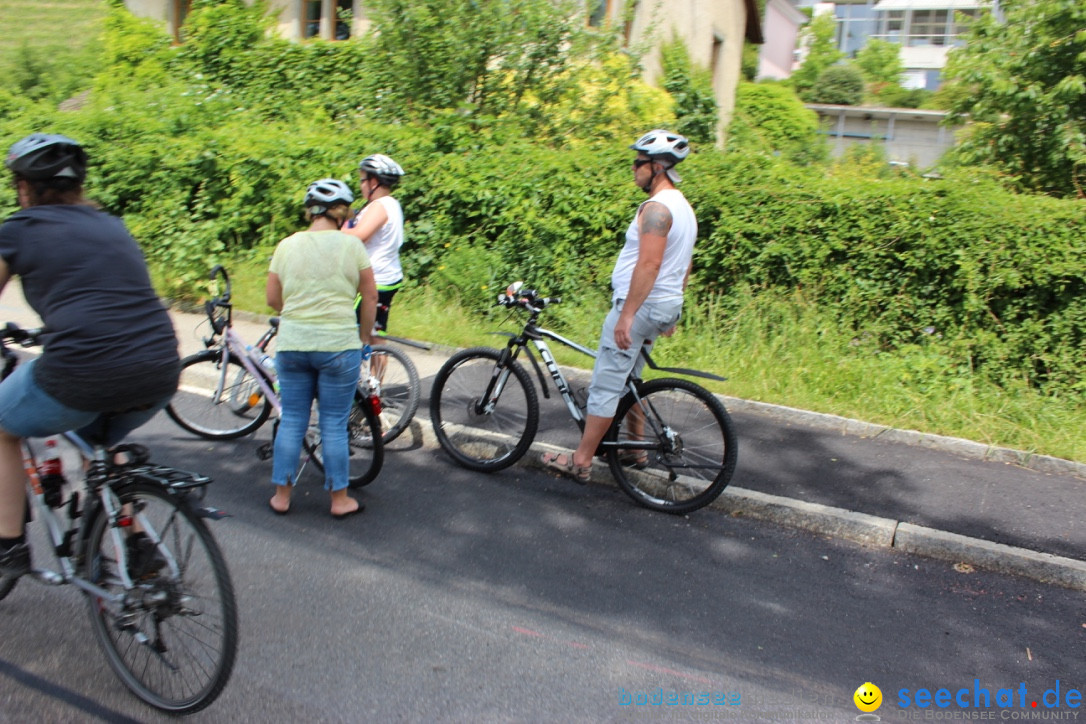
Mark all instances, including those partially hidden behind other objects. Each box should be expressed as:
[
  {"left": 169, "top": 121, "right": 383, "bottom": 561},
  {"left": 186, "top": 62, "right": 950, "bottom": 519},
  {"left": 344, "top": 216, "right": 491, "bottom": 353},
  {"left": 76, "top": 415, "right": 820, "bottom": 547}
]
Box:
[{"left": 614, "top": 200, "right": 671, "bottom": 350}]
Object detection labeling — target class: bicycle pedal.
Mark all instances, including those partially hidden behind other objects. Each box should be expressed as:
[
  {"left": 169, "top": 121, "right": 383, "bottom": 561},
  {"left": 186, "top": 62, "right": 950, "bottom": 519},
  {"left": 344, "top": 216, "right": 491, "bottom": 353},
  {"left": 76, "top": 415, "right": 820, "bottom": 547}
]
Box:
[{"left": 256, "top": 442, "right": 273, "bottom": 460}]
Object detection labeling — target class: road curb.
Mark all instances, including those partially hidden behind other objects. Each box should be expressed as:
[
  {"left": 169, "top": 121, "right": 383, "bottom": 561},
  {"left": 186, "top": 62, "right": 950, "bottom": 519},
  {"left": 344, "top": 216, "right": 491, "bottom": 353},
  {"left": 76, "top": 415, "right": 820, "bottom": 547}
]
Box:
[
  {"left": 485, "top": 438, "right": 1086, "bottom": 592},
  {"left": 892, "top": 523, "right": 1086, "bottom": 590},
  {"left": 719, "top": 396, "right": 1086, "bottom": 480}
]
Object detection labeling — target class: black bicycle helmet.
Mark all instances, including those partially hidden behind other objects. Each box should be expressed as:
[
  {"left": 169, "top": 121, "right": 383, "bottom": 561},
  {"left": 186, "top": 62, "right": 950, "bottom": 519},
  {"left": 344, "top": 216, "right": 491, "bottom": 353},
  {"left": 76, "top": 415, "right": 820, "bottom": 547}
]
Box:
[
  {"left": 5, "top": 133, "right": 87, "bottom": 182},
  {"left": 358, "top": 154, "right": 404, "bottom": 187}
]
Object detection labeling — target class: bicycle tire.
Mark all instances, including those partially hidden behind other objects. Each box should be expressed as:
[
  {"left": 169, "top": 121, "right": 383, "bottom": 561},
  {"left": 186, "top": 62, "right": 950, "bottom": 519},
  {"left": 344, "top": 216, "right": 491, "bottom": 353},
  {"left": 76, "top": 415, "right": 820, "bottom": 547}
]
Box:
[
  {"left": 369, "top": 345, "right": 420, "bottom": 444},
  {"left": 167, "top": 352, "right": 272, "bottom": 440},
  {"left": 84, "top": 482, "right": 238, "bottom": 714},
  {"left": 303, "top": 388, "right": 385, "bottom": 488},
  {"left": 429, "top": 347, "right": 539, "bottom": 472},
  {"left": 606, "top": 377, "right": 737, "bottom": 515}
]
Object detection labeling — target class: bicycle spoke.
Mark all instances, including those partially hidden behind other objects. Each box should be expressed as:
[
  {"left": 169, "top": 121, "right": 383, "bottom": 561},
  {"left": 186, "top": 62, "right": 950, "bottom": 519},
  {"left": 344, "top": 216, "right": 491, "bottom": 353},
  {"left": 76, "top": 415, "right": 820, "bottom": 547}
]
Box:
[{"left": 608, "top": 379, "right": 737, "bottom": 514}]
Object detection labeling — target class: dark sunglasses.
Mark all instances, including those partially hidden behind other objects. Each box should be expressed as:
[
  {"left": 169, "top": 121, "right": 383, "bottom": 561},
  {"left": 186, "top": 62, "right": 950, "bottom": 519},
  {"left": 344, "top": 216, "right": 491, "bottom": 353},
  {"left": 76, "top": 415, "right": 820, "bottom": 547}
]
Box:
[{"left": 632, "top": 158, "right": 652, "bottom": 169}]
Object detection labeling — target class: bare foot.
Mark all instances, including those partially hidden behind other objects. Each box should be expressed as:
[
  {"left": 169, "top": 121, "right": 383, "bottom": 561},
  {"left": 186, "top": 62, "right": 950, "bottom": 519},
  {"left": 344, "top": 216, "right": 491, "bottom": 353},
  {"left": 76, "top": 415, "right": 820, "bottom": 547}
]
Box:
[
  {"left": 330, "top": 489, "right": 363, "bottom": 518},
  {"left": 269, "top": 486, "right": 291, "bottom": 515}
]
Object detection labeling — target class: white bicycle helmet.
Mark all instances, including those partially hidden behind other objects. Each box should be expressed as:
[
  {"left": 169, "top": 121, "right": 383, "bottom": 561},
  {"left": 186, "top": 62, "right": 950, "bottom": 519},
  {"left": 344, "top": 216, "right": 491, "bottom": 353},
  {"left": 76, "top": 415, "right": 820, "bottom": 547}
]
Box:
[
  {"left": 630, "top": 129, "right": 690, "bottom": 163},
  {"left": 358, "top": 154, "right": 405, "bottom": 187},
  {"left": 305, "top": 178, "right": 354, "bottom": 215},
  {"left": 6, "top": 133, "right": 87, "bottom": 182}
]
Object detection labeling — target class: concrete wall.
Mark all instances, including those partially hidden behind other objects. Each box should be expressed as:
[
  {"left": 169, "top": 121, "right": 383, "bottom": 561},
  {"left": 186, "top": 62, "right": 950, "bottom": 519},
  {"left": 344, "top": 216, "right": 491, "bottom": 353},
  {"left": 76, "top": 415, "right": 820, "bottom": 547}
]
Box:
[{"left": 807, "top": 103, "right": 960, "bottom": 169}]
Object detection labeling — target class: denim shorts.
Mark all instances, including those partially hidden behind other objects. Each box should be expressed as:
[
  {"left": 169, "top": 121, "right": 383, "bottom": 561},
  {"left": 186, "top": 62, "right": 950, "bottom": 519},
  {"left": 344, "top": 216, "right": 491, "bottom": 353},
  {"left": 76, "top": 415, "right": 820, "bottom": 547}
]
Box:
[
  {"left": 585, "top": 298, "right": 683, "bottom": 418},
  {"left": 0, "top": 358, "right": 169, "bottom": 445}
]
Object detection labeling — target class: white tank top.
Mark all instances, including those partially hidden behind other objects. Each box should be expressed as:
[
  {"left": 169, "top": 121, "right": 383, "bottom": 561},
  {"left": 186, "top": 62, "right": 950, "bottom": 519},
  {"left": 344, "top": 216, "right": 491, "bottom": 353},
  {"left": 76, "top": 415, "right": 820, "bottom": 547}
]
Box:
[
  {"left": 610, "top": 188, "right": 697, "bottom": 303},
  {"left": 355, "top": 196, "right": 404, "bottom": 287}
]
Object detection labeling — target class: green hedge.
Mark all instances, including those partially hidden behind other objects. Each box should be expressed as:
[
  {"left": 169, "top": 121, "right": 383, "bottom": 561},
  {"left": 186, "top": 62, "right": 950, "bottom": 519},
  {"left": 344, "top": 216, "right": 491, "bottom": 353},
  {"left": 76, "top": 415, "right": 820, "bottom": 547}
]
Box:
[{"left": 0, "top": 5, "right": 1081, "bottom": 402}]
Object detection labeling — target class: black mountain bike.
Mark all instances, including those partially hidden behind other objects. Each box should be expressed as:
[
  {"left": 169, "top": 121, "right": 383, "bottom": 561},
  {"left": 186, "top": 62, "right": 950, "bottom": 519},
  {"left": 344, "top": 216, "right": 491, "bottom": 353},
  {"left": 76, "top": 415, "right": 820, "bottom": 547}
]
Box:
[{"left": 429, "top": 283, "right": 738, "bottom": 514}]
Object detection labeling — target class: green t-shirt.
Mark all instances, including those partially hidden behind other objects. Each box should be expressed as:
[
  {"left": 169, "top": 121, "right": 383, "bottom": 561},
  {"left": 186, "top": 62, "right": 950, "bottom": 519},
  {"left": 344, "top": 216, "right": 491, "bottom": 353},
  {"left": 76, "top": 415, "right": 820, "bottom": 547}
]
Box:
[{"left": 269, "top": 230, "right": 372, "bottom": 352}]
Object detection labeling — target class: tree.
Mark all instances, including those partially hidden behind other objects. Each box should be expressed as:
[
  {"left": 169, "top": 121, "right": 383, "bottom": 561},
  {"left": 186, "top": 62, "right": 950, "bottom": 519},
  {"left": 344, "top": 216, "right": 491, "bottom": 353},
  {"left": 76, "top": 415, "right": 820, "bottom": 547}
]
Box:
[
  {"left": 660, "top": 36, "right": 718, "bottom": 145},
  {"left": 942, "top": 0, "right": 1086, "bottom": 198},
  {"left": 360, "top": 0, "right": 588, "bottom": 121},
  {"left": 855, "top": 38, "right": 903, "bottom": 86},
  {"left": 790, "top": 13, "right": 843, "bottom": 96}
]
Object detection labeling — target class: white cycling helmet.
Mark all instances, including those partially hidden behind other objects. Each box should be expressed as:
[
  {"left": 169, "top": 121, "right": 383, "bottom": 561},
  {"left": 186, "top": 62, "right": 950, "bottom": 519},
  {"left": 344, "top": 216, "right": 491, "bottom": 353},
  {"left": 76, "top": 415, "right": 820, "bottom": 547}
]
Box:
[
  {"left": 305, "top": 178, "right": 354, "bottom": 215},
  {"left": 358, "top": 154, "right": 405, "bottom": 187},
  {"left": 630, "top": 129, "right": 690, "bottom": 183}
]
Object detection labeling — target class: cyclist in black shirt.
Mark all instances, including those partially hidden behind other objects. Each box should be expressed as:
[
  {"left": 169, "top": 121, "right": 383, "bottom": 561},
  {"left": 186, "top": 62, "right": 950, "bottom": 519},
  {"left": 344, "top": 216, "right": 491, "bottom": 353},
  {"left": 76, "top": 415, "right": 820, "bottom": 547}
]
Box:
[{"left": 0, "top": 133, "right": 180, "bottom": 578}]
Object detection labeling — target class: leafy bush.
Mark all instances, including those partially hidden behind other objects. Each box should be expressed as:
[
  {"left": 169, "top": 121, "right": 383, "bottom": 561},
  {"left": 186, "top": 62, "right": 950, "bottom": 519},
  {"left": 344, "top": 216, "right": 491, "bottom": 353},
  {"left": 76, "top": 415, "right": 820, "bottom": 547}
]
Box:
[
  {"left": 726, "top": 82, "right": 827, "bottom": 165},
  {"left": 0, "top": 1, "right": 1081, "bottom": 406},
  {"left": 807, "top": 64, "right": 864, "bottom": 105},
  {"left": 660, "top": 37, "right": 718, "bottom": 145}
]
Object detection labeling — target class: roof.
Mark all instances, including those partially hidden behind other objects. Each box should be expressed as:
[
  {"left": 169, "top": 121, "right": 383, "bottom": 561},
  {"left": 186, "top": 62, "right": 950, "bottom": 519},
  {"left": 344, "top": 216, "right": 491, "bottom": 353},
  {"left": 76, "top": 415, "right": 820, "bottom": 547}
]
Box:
[
  {"left": 806, "top": 103, "right": 953, "bottom": 123},
  {"left": 872, "top": 0, "right": 983, "bottom": 10}
]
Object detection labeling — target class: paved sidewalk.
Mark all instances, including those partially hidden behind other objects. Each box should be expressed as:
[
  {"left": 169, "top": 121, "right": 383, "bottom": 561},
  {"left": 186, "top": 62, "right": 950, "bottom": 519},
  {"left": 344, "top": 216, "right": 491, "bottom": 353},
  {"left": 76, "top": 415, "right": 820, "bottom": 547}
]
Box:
[{"left": 5, "top": 282, "right": 1083, "bottom": 590}]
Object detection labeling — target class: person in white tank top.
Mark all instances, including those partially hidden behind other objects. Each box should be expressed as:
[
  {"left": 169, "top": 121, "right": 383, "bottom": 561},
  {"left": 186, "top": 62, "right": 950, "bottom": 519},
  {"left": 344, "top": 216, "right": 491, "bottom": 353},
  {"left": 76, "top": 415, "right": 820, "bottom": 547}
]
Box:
[
  {"left": 541, "top": 130, "right": 697, "bottom": 484},
  {"left": 343, "top": 154, "right": 406, "bottom": 334}
]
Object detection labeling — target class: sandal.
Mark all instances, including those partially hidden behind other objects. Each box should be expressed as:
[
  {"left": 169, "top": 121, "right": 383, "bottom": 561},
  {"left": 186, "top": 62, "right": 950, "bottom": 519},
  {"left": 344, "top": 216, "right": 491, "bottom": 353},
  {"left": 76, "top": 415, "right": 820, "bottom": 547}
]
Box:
[{"left": 540, "top": 451, "right": 591, "bottom": 485}]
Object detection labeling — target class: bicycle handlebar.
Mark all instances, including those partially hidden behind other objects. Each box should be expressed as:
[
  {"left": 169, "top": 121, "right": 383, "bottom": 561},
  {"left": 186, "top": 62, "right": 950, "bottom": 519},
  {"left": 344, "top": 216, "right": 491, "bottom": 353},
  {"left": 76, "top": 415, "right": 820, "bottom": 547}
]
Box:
[
  {"left": 204, "top": 265, "right": 233, "bottom": 335},
  {"left": 0, "top": 322, "right": 42, "bottom": 347},
  {"left": 497, "top": 281, "right": 561, "bottom": 312}
]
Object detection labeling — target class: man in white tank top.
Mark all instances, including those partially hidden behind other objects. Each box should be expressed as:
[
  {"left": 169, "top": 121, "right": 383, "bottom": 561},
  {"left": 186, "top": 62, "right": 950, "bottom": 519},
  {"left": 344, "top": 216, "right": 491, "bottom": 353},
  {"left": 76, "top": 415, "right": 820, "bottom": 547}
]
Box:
[{"left": 541, "top": 130, "right": 697, "bottom": 484}]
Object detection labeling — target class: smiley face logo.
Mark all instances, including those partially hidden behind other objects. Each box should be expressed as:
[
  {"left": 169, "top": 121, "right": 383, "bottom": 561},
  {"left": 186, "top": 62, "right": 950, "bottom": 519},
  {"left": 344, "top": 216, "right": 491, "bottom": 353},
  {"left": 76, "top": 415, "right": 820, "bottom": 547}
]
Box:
[{"left": 854, "top": 682, "right": 882, "bottom": 713}]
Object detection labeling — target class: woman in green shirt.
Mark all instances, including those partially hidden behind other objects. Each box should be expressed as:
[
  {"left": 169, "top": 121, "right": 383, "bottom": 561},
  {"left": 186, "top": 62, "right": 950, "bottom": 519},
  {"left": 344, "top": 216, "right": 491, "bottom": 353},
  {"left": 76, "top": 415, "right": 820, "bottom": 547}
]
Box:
[{"left": 266, "top": 179, "right": 378, "bottom": 518}]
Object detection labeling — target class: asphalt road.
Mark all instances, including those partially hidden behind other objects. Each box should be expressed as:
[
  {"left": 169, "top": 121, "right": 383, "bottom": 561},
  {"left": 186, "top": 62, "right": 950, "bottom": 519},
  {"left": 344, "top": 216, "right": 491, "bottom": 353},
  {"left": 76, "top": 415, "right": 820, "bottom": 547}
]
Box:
[{"left": 1, "top": 411, "right": 1083, "bottom": 722}]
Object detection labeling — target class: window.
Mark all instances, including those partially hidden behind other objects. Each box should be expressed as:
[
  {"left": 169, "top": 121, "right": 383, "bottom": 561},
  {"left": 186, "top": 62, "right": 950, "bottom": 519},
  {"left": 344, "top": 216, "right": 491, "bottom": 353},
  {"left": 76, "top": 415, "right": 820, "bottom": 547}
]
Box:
[
  {"left": 588, "top": 0, "right": 611, "bottom": 27},
  {"left": 303, "top": 0, "right": 353, "bottom": 40},
  {"left": 834, "top": 2, "right": 878, "bottom": 56},
  {"left": 908, "top": 9, "right": 950, "bottom": 46},
  {"left": 304, "top": 0, "right": 321, "bottom": 39}
]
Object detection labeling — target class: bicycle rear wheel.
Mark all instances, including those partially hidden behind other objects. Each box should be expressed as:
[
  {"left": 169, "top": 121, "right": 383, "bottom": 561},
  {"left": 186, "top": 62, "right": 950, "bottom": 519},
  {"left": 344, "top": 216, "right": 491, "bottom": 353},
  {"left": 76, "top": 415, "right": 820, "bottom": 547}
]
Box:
[
  {"left": 369, "top": 345, "right": 420, "bottom": 444},
  {"left": 84, "top": 482, "right": 238, "bottom": 714},
  {"left": 429, "top": 347, "right": 538, "bottom": 472},
  {"left": 303, "top": 389, "right": 384, "bottom": 488},
  {"left": 606, "top": 378, "right": 737, "bottom": 515},
  {"left": 167, "top": 352, "right": 272, "bottom": 440}
]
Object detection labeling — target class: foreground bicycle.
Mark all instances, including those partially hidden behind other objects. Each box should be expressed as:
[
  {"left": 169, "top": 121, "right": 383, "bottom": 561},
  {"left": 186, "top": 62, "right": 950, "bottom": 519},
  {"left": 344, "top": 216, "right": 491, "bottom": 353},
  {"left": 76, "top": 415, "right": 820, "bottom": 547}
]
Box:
[
  {"left": 0, "top": 324, "right": 237, "bottom": 714},
  {"left": 429, "top": 283, "right": 738, "bottom": 515},
  {"left": 166, "top": 265, "right": 383, "bottom": 487}
]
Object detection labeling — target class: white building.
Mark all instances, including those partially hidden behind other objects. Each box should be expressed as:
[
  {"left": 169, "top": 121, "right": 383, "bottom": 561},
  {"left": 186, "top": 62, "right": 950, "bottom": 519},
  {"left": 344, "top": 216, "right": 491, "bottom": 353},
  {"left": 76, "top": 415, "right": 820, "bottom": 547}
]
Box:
[
  {"left": 124, "top": 0, "right": 764, "bottom": 147},
  {"left": 807, "top": 0, "right": 986, "bottom": 89}
]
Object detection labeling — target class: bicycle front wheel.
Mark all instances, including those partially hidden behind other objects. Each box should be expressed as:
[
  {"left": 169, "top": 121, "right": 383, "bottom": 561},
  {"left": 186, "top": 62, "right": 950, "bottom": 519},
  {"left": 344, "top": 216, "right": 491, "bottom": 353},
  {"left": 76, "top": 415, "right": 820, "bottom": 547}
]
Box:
[
  {"left": 167, "top": 352, "right": 272, "bottom": 440},
  {"left": 370, "top": 345, "right": 420, "bottom": 444},
  {"left": 606, "top": 378, "right": 737, "bottom": 515},
  {"left": 303, "top": 389, "right": 385, "bottom": 488},
  {"left": 84, "top": 483, "right": 238, "bottom": 714},
  {"left": 429, "top": 347, "right": 538, "bottom": 472}
]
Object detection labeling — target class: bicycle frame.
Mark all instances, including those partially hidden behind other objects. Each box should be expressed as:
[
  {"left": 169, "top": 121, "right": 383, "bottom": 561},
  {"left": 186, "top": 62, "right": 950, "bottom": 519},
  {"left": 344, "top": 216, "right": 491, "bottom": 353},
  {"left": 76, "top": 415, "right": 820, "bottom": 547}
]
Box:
[
  {"left": 495, "top": 325, "right": 597, "bottom": 429},
  {"left": 215, "top": 325, "right": 282, "bottom": 416},
  {"left": 489, "top": 286, "right": 727, "bottom": 447},
  {"left": 18, "top": 430, "right": 210, "bottom": 603}
]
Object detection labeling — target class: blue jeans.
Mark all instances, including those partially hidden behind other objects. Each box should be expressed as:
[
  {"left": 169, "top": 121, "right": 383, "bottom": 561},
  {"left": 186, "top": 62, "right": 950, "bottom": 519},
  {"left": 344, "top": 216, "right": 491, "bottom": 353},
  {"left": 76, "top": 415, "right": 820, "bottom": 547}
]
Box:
[
  {"left": 271, "top": 349, "right": 362, "bottom": 491},
  {"left": 0, "top": 359, "right": 170, "bottom": 445}
]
